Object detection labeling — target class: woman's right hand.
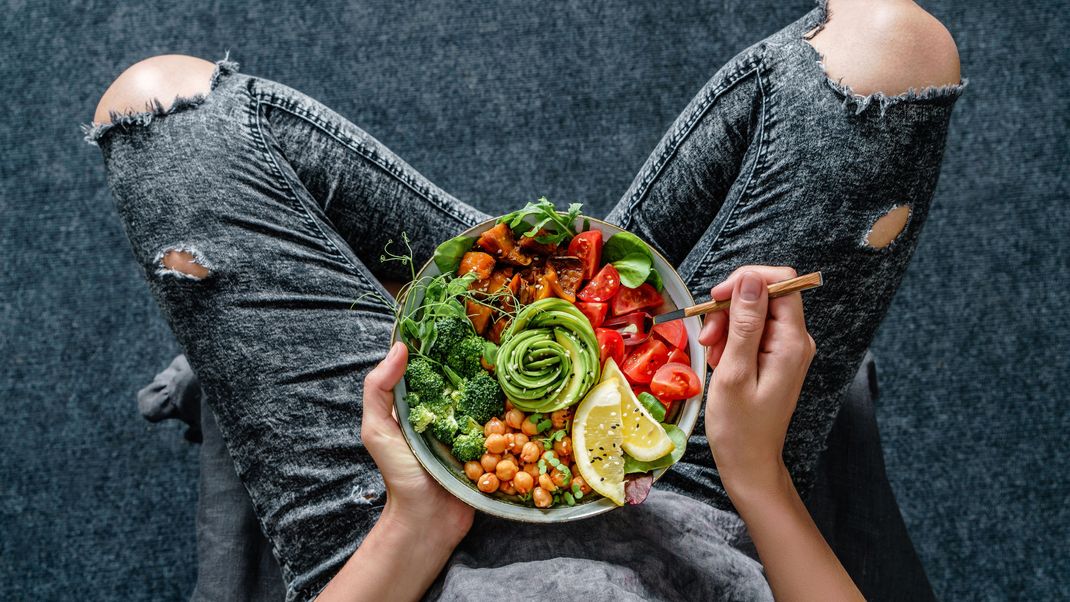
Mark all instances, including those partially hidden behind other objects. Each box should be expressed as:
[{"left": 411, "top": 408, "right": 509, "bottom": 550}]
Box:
[{"left": 698, "top": 266, "right": 816, "bottom": 499}]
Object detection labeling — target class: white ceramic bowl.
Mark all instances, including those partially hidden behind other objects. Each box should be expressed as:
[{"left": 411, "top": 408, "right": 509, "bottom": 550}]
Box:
[{"left": 392, "top": 216, "right": 705, "bottom": 522}]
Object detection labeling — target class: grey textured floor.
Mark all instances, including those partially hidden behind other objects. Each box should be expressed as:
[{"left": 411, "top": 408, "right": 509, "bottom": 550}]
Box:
[{"left": 2, "top": 1, "right": 1067, "bottom": 599}]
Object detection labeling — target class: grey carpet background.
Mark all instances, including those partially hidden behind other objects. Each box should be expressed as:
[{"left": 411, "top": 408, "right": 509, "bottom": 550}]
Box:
[{"left": 2, "top": 0, "right": 1066, "bottom": 599}]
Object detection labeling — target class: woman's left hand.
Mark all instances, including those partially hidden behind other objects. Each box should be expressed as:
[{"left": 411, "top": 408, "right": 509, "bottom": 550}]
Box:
[
  {"left": 318, "top": 343, "right": 474, "bottom": 601},
  {"left": 361, "top": 342, "right": 474, "bottom": 546}
]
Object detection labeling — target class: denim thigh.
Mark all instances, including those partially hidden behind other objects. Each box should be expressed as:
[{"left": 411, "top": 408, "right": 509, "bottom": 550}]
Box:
[
  {"left": 608, "top": 5, "right": 964, "bottom": 509},
  {"left": 92, "top": 60, "right": 485, "bottom": 601}
]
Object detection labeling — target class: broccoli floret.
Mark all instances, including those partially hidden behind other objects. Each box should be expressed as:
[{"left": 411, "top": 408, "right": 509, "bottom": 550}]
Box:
[
  {"left": 428, "top": 402, "right": 460, "bottom": 445},
  {"left": 451, "top": 420, "right": 487, "bottom": 462},
  {"left": 430, "top": 316, "right": 471, "bottom": 360},
  {"left": 407, "top": 403, "right": 436, "bottom": 433},
  {"left": 457, "top": 371, "right": 504, "bottom": 424},
  {"left": 404, "top": 391, "right": 422, "bottom": 406},
  {"left": 405, "top": 357, "right": 446, "bottom": 403},
  {"left": 446, "top": 335, "right": 487, "bottom": 379}
]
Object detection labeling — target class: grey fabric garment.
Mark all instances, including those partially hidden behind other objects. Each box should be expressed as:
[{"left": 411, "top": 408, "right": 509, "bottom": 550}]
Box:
[
  {"left": 155, "top": 348, "right": 931, "bottom": 601},
  {"left": 192, "top": 393, "right": 287, "bottom": 601},
  {"left": 137, "top": 354, "right": 202, "bottom": 442},
  {"left": 806, "top": 351, "right": 936, "bottom": 601},
  {"left": 434, "top": 490, "right": 770, "bottom": 602},
  {"left": 88, "top": 3, "right": 962, "bottom": 600}
]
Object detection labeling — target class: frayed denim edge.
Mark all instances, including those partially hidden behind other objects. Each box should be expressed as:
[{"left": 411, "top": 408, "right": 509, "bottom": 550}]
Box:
[
  {"left": 81, "top": 52, "right": 240, "bottom": 146},
  {"left": 825, "top": 77, "right": 969, "bottom": 117},
  {"left": 153, "top": 244, "right": 214, "bottom": 280}
]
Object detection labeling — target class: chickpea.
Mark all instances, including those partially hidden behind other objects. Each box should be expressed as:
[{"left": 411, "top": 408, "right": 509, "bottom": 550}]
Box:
[
  {"left": 499, "top": 480, "right": 517, "bottom": 496},
  {"left": 553, "top": 435, "right": 572, "bottom": 458},
  {"left": 551, "top": 409, "right": 571, "bottom": 429},
  {"left": 485, "top": 433, "right": 508, "bottom": 454},
  {"left": 464, "top": 461, "right": 483, "bottom": 481},
  {"left": 520, "top": 441, "right": 542, "bottom": 463},
  {"left": 504, "top": 408, "right": 525, "bottom": 430},
  {"left": 513, "top": 471, "right": 534, "bottom": 494},
  {"left": 496, "top": 459, "right": 518, "bottom": 481},
  {"left": 503, "top": 432, "right": 516, "bottom": 452},
  {"left": 539, "top": 473, "right": 558, "bottom": 492},
  {"left": 480, "top": 453, "right": 501, "bottom": 473},
  {"left": 572, "top": 474, "right": 592, "bottom": 495},
  {"left": 501, "top": 452, "right": 518, "bottom": 467},
  {"left": 512, "top": 433, "right": 529, "bottom": 449},
  {"left": 550, "top": 468, "right": 570, "bottom": 488},
  {"left": 522, "top": 463, "right": 540, "bottom": 478},
  {"left": 532, "top": 486, "right": 553, "bottom": 508},
  {"left": 521, "top": 416, "right": 539, "bottom": 436},
  {"left": 477, "top": 473, "right": 500, "bottom": 493},
  {"left": 484, "top": 418, "right": 506, "bottom": 437},
  {"left": 504, "top": 399, "right": 514, "bottom": 412}
]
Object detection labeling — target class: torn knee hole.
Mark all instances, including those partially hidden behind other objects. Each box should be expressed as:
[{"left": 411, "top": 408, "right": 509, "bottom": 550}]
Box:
[
  {"left": 158, "top": 248, "right": 210, "bottom": 280},
  {"left": 865, "top": 204, "right": 911, "bottom": 249}
]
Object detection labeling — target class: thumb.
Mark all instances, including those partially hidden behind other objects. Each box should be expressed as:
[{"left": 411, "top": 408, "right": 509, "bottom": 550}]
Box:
[
  {"left": 363, "top": 342, "right": 408, "bottom": 425},
  {"left": 719, "top": 271, "right": 768, "bottom": 383}
]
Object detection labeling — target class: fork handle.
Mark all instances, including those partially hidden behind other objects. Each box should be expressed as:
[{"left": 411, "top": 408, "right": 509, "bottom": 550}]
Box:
[{"left": 682, "top": 271, "right": 824, "bottom": 318}]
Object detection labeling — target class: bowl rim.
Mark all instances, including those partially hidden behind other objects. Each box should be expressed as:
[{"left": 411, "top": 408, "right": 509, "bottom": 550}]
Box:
[{"left": 390, "top": 214, "right": 705, "bottom": 522}]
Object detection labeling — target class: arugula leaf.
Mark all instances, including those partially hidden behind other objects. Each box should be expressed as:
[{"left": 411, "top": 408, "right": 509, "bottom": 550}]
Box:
[
  {"left": 637, "top": 392, "right": 666, "bottom": 422},
  {"left": 496, "top": 197, "right": 581, "bottom": 246},
  {"left": 623, "top": 424, "right": 687, "bottom": 474},
  {"left": 433, "top": 234, "right": 475, "bottom": 274},
  {"left": 612, "top": 253, "right": 652, "bottom": 289}
]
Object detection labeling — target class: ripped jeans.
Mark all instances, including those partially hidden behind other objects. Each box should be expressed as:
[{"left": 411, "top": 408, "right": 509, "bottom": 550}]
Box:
[{"left": 87, "top": 5, "right": 963, "bottom": 601}]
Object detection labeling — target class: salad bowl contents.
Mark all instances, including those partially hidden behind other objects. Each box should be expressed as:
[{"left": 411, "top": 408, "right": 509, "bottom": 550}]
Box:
[{"left": 391, "top": 199, "right": 705, "bottom": 521}]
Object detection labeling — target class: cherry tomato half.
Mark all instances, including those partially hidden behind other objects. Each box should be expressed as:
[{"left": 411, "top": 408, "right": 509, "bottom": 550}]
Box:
[
  {"left": 667, "top": 347, "right": 690, "bottom": 366},
  {"left": 578, "top": 264, "right": 621, "bottom": 302},
  {"left": 575, "top": 301, "right": 608, "bottom": 328},
  {"left": 612, "top": 282, "right": 663, "bottom": 316},
  {"left": 652, "top": 320, "right": 687, "bottom": 350},
  {"left": 595, "top": 328, "right": 626, "bottom": 368},
  {"left": 567, "top": 230, "right": 603, "bottom": 281},
  {"left": 620, "top": 338, "right": 670, "bottom": 385},
  {"left": 650, "top": 362, "right": 702, "bottom": 401}
]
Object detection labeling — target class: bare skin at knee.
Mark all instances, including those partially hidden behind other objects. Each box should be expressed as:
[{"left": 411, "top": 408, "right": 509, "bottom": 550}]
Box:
[
  {"left": 94, "top": 55, "right": 216, "bottom": 125},
  {"left": 161, "top": 249, "right": 210, "bottom": 279},
  {"left": 807, "top": 0, "right": 961, "bottom": 97},
  {"left": 865, "top": 204, "right": 911, "bottom": 248}
]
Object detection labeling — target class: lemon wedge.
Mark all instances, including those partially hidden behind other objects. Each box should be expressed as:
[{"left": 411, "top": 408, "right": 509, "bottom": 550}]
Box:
[
  {"left": 571, "top": 379, "right": 625, "bottom": 505},
  {"left": 602, "top": 358, "right": 674, "bottom": 462}
]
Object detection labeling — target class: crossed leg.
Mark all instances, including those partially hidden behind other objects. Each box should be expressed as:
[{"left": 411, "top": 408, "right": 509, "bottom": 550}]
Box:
[{"left": 91, "top": 1, "right": 960, "bottom": 598}]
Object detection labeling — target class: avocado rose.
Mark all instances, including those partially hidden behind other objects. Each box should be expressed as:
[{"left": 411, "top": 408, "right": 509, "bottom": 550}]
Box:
[{"left": 495, "top": 298, "right": 601, "bottom": 413}]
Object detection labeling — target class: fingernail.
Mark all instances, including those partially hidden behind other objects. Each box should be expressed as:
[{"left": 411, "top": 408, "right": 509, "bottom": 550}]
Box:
[
  {"left": 387, "top": 342, "right": 402, "bottom": 361},
  {"left": 699, "top": 321, "right": 714, "bottom": 339},
  {"left": 740, "top": 272, "right": 762, "bottom": 302}
]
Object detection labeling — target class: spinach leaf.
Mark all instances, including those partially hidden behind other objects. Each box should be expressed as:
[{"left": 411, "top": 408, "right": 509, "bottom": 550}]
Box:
[
  {"left": 603, "top": 231, "right": 654, "bottom": 264},
  {"left": 612, "top": 253, "right": 652, "bottom": 289},
  {"left": 645, "top": 265, "right": 664, "bottom": 291},
  {"left": 623, "top": 424, "right": 687, "bottom": 474},
  {"left": 432, "top": 234, "right": 475, "bottom": 274},
  {"left": 637, "top": 392, "right": 666, "bottom": 422},
  {"left": 482, "top": 340, "right": 499, "bottom": 368},
  {"left": 605, "top": 231, "right": 659, "bottom": 289}
]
